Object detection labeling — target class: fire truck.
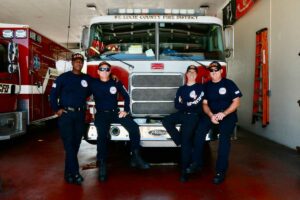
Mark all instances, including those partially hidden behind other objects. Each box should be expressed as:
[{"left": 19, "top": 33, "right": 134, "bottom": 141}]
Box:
[
  {"left": 0, "top": 23, "right": 72, "bottom": 140},
  {"left": 81, "top": 9, "right": 227, "bottom": 147}
]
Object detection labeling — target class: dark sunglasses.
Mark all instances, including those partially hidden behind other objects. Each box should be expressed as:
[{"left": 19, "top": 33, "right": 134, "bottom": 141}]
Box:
[
  {"left": 208, "top": 68, "right": 221, "bottom": 72},
  {"left": 99, "top": 67, "right": 110, "bottom": 72}
]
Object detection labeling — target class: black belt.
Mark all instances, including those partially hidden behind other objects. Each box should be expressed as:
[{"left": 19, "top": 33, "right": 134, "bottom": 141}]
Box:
[
  {"left": 182, "top": 111, "right": 198, "bottom": 115},
  {"left": 64, "top": 107, "right": 85, "bottom": 112},
  {"left": 98, "top": 109, "right": 118, "bottom": 113}
]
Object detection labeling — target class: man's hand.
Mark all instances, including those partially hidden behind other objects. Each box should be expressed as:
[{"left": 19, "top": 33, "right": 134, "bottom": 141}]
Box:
[
  {"left": 118, "top": 111, "right": 128, "bottom": 118},
  {"left": 56, "top": 109, "right": 66, "bottom": 117},
  {"left": 210, "top": 114, "right": 219, "bottom": 124},
  {"left": 215, "top": 112, "right": 226, "bottom": 121},
  {"left": 178, "top": 96, "right": 183, "bottom": 103}
]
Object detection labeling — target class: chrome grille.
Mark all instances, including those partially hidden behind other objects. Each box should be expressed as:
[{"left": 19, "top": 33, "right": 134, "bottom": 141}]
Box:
[{"left": 130, "top": 73, "right": 184, "bottom": 116}]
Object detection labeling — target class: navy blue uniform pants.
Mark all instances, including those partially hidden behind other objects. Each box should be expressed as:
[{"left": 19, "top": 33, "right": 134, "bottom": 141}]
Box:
[
  {"left": 193, "top": 115, "right": 236, "bottom": 174},
  {"left": 94, "top": 111, "right": 140, "bottom": 162},
  {"left": 162, "top": 112, "right": 199, "bottom": 170},
  {"left": 58, "top": 111, "right": 85, "bottom": 176}
]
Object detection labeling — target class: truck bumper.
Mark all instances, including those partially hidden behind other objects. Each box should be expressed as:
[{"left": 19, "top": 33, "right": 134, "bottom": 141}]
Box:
[
  {"left": 86, "top": 122, "right": 222, "bottom": 147},
  {"left": 0, "top": 111, "right": 27, "bottom": 140}
]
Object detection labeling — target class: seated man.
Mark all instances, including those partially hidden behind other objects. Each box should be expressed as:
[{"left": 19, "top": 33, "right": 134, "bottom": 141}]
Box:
[
  {"left": 162, "top": 65, "right": 204, "bottom": 182},
  {"left": 90, "top": 61, "right": 150, "bottom": 182},
  {"left": 189, "top": 61, "right": 242, "bottom": 184}
]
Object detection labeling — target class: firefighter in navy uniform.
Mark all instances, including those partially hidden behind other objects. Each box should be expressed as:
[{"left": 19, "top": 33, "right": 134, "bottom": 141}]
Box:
[
  {"left": 162, "top": 65, "right": 204, "bottom": 182},
  {"left": 50, "top": 53, "right": 91, "bottom": 185},
  {"left": 187, "top": 61, "right": 242, "bottom": 184},
  {"left": 90, "top": 61, "right": 150, "bottom": 182}
]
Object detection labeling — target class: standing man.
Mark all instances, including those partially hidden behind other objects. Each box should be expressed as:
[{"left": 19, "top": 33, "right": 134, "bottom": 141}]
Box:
[
  {"left": 188, "top": 61, "right": 242, "bottom": 184},
  {"left": 162, "top": 65, "right": 204, "bottom": 182},
  {"left": 90, "top": 61, "right": 150, "bottom": 182},
  {"left": 50, "top": 53, "right": 91, "bottom": 185}
]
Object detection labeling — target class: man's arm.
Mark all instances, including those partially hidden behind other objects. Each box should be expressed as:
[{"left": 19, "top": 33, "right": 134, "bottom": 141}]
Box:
[
  {"left": 117, "top": 81, "right": 130, "bottom": 118},
  {"left": 49, "top": 77, "right": 65, "bottom": 117},
  {"left": 215, "top": 97, "right": 240, "bottom": 121},
  {"left": 203, "top": 99, "right": 219, "bottom": 124}
]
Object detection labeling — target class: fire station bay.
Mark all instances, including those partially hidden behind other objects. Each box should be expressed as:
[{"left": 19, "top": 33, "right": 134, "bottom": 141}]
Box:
[{"left": 0, "top": 1, "right": 299, "bottom": 199}]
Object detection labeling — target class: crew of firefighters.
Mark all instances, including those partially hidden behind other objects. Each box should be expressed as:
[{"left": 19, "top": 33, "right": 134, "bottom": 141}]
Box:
[{"left": 50, "top": 53, "right": 242, "bottom": 185}]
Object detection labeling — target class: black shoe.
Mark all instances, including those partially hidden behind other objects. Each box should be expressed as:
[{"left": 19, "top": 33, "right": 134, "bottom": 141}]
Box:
[
  {"left": 64, "top": 173, "right": 83, "bottom": 184},
  {"left": 64, "top": 173, "right": 74, "bottom": 184},
  {"left": 185, "top": 163, "right": 201, "bottom": 174},
  {"left": 131, "top": 150, "right": 150, "bottom": 169},
  {"left": 98, "top": 160, "right": 107, "bottom": 182},
  {"left": 213, "top": 173, "right": 225, "bottom": 184},
  {"left": 73, "top": 173, "right": 84, "bottom": 185},
  {"left": 180, "top": 171, "right": 188, "bottom": 182}
]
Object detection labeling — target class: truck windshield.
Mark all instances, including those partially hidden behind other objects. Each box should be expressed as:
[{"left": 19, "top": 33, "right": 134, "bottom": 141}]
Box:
[
  {"left": 88, "top": 22, "right": 224, "bottom": 61},
  {"left": 159, "top": 23, "right": 224, "bottom": 61}
]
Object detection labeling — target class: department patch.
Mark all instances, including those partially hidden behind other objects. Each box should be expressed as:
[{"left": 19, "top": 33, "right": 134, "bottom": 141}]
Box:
[
  {"left": 81, "top": 80, "right": 88, "bottom": 87},
  {"left": 110, "top": 86, "right": 117, "bottom": 94},
  {"left": 219, "top": 87, "right": 227, "bottom": 95},
  {"left": 189, "top": 90, "right": 197, "bottom": 99}
]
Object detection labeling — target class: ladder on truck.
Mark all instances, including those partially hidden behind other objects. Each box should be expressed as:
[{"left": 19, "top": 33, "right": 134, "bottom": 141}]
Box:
[{"left": 252, "top": 28, "right": 270, "bottom": 127}]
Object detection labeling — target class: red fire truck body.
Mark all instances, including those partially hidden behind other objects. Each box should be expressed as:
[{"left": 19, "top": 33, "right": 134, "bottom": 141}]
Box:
[{"left": 0, "top": 23, "right": 72, "bottom": 140}]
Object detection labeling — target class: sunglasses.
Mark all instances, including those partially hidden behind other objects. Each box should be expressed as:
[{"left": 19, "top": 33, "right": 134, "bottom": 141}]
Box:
[
  {"left": 208, "top": 68, "right": 221, "bottom": 72},
  {"left": 99, "top": 67, "right": 110, "bottom": 72}
]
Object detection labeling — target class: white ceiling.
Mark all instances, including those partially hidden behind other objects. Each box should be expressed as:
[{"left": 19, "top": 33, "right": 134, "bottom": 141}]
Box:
[{"left": 0, "top": 0, "right": 227, "bottom": 48}]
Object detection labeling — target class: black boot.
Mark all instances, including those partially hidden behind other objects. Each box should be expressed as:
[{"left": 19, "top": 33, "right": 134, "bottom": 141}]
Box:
[
  {"left": 64, "top": 173, "right": 74, "bottom": 184},
  {"left": 213, "top": 173, "right": 225, "bottom": 184},
  {"left": 185, "top": 163, "right": 202, "bottom": 174},
  {"left": 64, "top": 173, "right": 84, "bottom": 185},
  {"left": 73, "top": 173, "right": 84, "bottom": 185},
  {"left": 130, "top": 150, "right": 150, "bottom": 169},
  {"left": 180, "top": 170, "right": 188, "bottom": 182},
  {"left": 98, "top": 160, "right": 107, "bottom": 182}
]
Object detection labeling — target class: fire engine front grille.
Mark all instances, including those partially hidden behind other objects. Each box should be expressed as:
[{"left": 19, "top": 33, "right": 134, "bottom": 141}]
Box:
[
  {"left": 130, "top": 73, "right": 183, "bottom": 116},
  {"left": 132, "top": 102, "right": 176, "bottom": 115},
  {"left": 131, "top": 74, "right": 182, "bottom": 87},
  {"left": 132, "top": 88, "right": 178, "bottom": 101}
]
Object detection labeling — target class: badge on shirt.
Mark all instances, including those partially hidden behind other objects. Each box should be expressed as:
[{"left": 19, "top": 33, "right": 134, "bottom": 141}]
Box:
[
  {"left": 219, "top": 87, "right": 227, "bottom": 95},
  {"left": 189, "top": 90, "right": 197, "bottom": 99},
  {"left": 52, "top": 83, "right": 56, "bottom": 88},
  {"left": 110, "top": 86, "right": 117, "bottom": 94},
  {"left": 81, "top": 80, "right": 88, "bottom": 87}
]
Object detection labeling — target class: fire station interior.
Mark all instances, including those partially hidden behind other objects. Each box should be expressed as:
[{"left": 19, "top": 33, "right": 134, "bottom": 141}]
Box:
[{"left": 0, "top": 0, "right": 300, "bottom": 199}]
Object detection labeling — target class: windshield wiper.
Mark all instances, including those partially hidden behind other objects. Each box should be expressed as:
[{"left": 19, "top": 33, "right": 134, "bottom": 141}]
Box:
[
  {"left": 100, "top": 52, "right": 134, "bottom": 69},
  {"left": 168, "top": 53, "right": 208, "bottom": 68}
]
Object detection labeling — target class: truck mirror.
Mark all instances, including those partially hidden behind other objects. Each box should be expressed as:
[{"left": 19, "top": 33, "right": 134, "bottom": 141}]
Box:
[
  {"left": 224, "top": 49, "right": 231, "bottom": 58},
  {"left": 7, "top": 42, "right": 19, "bottom": 73},
  {"left": 81, "top": 26, "right": 89, "bottom": 50},
  {"left": 224, "top": 25, "right": 234, "bottom": 58}
]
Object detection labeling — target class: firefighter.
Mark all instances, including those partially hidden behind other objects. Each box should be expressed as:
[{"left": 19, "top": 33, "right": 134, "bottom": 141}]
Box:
[
  {"left": 162, "top": 65, "right": 205, "bottom": 182},
  {"left": 187, "top": 61, "right": 242, "bottom": 184},
  {"left": 50, "top": 53, "right": 91, "bottom": 185},
  {"left": 90, "top": 61, "right": 150, "bottom": 182}
]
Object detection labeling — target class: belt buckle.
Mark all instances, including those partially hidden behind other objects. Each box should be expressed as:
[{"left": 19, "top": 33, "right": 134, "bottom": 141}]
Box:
[{"left": 66, "top": 107, "right": 75, "bottom": 112}]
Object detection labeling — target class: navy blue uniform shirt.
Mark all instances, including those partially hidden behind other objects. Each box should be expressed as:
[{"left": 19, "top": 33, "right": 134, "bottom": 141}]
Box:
[
  {"left": 175, "top": 83, "right": 205, "bottom": 114},
  {"left": 50, "top": 71, "right": 92, "bottom": 112},
  {"left": 204, "top": 78, "right": 242, "bottom": 120},
  {"left": 90, "top": 79, "right": 130, "bottom": 112}
]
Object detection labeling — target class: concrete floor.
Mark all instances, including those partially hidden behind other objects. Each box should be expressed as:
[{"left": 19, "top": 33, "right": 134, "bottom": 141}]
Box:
[{"left": 0, "top": 122, "right": 299, "bottom": 200}]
